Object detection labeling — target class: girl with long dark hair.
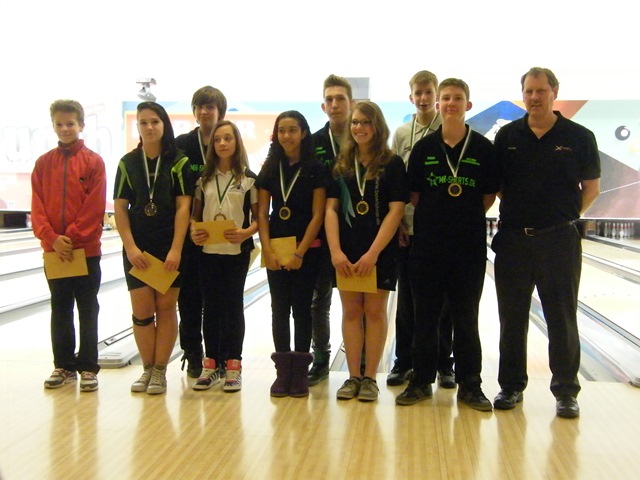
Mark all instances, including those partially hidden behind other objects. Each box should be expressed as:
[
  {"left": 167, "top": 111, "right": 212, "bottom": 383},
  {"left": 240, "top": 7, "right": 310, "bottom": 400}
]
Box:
[
  {"left": 256, "top": 110, "right": 329, "bottom": 398},
  {"left": 114, "top": 102, "right": 192, "bottom": 395}
]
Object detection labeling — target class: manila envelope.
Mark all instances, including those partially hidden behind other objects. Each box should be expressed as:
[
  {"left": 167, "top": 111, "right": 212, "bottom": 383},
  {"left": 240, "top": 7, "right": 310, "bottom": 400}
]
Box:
[
  {"left": 193, "top": 220, "right": 236, "bottom": 245},
  {"left": 44, "top": 248, "right": 88, "bottom": 280},
  {"left": 336, "top": 267, "right": 377, "bottom": 294},
  {"left": 261, "top": 236, "right": 297, "bottom": 268},
  {"left": 129, "top": 252, "right": 179, "bottom": 294}
]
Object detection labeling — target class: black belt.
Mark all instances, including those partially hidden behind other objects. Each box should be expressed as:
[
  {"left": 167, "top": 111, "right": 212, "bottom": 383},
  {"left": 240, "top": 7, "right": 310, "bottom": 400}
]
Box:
[{"left": 499, "top": 221, "right": 575, "bottom": 237}]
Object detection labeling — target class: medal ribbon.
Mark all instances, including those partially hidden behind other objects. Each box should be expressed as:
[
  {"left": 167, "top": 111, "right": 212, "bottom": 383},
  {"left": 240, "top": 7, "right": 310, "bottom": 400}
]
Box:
[
  {"left": 279, "top": 161, "right": 301, "bottom": 207},
  {"left": 328, "top": 128, "right": 338, "bottom": 157},
  {"left": 442, "top": 126, "right": 472, "bottom": 179},
  {"left": 142, "top": 150, "right": 162, "bottom": 204},
  {"left": 354, "top": 155, "right": 367, "bottom": 200},
  {"left": 215, "top": 173, "right": 234, "bottom": 214},
  {"left": 197, "top": 128, "right": 207, "bottom": 162},
  {"left": 410, "top": 112, "right": 440, "bottom": 150}
]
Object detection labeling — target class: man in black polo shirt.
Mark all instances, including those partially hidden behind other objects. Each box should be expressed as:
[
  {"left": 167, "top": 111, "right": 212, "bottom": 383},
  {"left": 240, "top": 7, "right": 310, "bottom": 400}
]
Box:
[{"left": 492, "top": 67, "right": 601, "bottom": 419}]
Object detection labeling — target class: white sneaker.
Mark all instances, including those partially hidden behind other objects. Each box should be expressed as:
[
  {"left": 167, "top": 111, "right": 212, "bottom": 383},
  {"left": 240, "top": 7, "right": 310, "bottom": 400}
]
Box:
[
  {"left": 80, "top": 371, "right": 99, "bottom": 392},
  {"left": 44, "top": 368, "right": 77, "bottom": 389},
  {"left": 193, "top": 357, "right": 220, "bottom": 391},
  {"left": 223, "top": 359, "right": 242, "bottom": 392}
]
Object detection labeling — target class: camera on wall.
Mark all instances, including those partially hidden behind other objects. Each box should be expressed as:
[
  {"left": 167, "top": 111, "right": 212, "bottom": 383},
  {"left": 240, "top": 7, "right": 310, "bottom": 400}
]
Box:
[{"left": 136, "top": 78, "right": 157, "bottom": 102}]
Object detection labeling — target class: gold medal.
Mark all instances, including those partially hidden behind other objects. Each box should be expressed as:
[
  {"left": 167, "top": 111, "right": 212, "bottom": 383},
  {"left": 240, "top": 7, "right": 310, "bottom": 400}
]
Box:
[
  {"left": 144, "top": 202, "right": 158, "bottom": 216},
  {"left": 448, "top": 183, "right": 462, "bottom": 197},
  {"left": 279, "top": 206, "right": 292, "bottom": 220},
  {"left": 356, "top": 200, "right": 369, "bottom": 215},
  {"left": 214, "top": 213, "right": 227, "bottom": 221}
]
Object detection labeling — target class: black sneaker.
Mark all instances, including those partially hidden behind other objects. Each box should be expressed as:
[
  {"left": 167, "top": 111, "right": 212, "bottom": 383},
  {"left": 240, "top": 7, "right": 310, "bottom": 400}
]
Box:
[
  {"left": 386, "top": 365, "right": 413, "bottom": 386},
  {"left": 437, "top": 369, "right": 456, "bottom": 389},
  {"left": 181, "top": 352, "right": 202, "bottom": 379},
  {"left": 395, "top": 382, "right": 432, "bottom": 406},
  {"left": 457, "top": 385, "right": 493, "bottom": 411},
  {"left": 308, "top": 363, "right": 330, "bottom": 386}
]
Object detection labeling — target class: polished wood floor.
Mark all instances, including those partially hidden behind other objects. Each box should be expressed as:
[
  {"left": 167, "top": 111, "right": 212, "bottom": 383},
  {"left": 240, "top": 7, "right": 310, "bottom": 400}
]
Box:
[{"left": 1, "top": 278, "right": 639, "bottom": 480}]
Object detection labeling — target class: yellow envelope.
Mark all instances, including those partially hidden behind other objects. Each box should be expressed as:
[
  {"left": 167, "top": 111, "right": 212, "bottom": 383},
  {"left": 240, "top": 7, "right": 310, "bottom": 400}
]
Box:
[
  {"left": 261, "top": 236, "right": 297, "bottom": 268},
  {"left": 129, "top": 252, "right": 179, "bottom": 294},
  {"left": 193, "top": 220, "right": 236, "bottom": 245},
  {"left": 44, "top": 248, "right": 88, "bottom": 279},
  {"left": 336, "top": 267, "right": 377, "bottom": 293}
]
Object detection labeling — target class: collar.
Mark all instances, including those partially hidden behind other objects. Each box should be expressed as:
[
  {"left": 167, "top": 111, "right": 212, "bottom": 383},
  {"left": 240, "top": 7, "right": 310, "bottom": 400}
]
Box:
[{"left": 57, "top": 139, "right": 85, "bottom": 156}]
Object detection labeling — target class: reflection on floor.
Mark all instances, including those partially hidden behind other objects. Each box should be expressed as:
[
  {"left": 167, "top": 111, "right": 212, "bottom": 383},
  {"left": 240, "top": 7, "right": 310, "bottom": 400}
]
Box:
[{"left": 1, "top": 273, "right": 640, "bottom": 479}]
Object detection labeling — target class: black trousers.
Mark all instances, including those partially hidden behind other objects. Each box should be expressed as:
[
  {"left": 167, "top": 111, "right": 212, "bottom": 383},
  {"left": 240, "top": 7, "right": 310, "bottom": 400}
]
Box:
[
  {"left": 310, "top": 246, "right": 333, "bottom": 354},
  {"left": 493, "top": 225, "right": 582, "bottom": 397},
  {"left": 200, "top": 251, "right": 250, "bottom": 363},
  {"left": 178, "top": 239, "right": 204, "bottom": 355},
  {"left": 394, "top": 239, "right": 454, "bottom": 371},
  {"left": 268, "top": 247, "right": 321, "bottom": 353},
  {"left": 47, "top": 256, "right": 101, "bottom": 373},
  {"left": 409, "top": 244, "right": 486, "bottom": 386}
]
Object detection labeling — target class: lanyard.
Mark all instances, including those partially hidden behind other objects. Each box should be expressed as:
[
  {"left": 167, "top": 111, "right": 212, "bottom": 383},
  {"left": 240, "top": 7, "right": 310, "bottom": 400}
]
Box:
[
  {"left": 279, "top": 161, "right": 301, "bottom": 205},
  {"left": 354, "top": 155, "right": 367, "bottom": 199},
  {"left": 442, "top": 126, "right": 472, "bottom": 178},
  {"left": 142, "top": 150, "right": 162, "bottom": 202},
  {"left": 328, "top": 128, "right": 338, "bottom": 157},
  {"left": 410, "top": 112, "right": 440, "bottom": 150},
  {"left": 215, "top": 173, "right": 234, "bottom": 208},
  {"left": 197, "top": 128, "right": 207, "bottom": 162}
]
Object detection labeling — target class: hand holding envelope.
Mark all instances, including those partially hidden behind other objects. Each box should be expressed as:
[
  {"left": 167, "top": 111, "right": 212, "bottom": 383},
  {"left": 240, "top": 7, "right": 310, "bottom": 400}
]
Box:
[
  {"left": 192, "top": 220, "right": 236, "bottom": 245},
  {"left": 43, "top": 248, "right": 88, "bottom": 280},
  {"left": 129, "top": 252, "right": 179, "bottom": 294},
  {"left": 336, "top": 265, "right": 377, "bottom": 293}
]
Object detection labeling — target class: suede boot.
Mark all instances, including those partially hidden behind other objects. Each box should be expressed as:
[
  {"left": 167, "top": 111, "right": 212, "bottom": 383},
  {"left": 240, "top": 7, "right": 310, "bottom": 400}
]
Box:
[
  {"left": 270, "top": 352, "right": 292, "bottom": 397},
  {"left": 289, "top": 352, "right": 314, "bottom": 397}
]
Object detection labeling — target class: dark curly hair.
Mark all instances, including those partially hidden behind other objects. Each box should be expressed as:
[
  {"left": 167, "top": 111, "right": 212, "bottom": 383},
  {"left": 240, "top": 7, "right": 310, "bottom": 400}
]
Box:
[{"left": 262, "top": 110, "right": 315, "bottom": 175}]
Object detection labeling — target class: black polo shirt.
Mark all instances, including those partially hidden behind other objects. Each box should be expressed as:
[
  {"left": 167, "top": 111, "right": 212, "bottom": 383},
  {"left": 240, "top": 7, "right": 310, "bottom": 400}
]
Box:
[
  {"left": 113, "top": 148, "right": 192, "bottom": 255},
  {"left": 494, "top": 112, "right": 600, "bottom": 229},
  {"left": 408, "top": 126, "right": 499, "bottom": 245},
  {"left": 255, "top": 157, "right": 329, "bottom": 242},
  {"left": 176, "top": 128, "right": 206, "bottom": 188}
]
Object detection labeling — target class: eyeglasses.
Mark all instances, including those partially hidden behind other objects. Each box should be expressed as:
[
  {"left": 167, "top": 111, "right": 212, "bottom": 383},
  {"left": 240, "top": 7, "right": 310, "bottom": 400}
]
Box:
[{"left": 351, "top": 119, "right": 372, "bottom": 127}]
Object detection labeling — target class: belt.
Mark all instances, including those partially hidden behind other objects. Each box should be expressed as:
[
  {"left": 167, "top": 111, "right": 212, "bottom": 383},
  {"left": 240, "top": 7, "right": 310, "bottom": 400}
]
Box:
[{"left": 500, "top": 221, "right": 575, "bottom": 237}]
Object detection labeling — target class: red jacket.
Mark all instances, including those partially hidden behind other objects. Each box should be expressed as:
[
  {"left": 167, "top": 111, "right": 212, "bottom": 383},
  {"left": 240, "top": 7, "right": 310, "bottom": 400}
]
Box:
[{"left": 31, "top": 139, "right": 107, "bottom": 257}]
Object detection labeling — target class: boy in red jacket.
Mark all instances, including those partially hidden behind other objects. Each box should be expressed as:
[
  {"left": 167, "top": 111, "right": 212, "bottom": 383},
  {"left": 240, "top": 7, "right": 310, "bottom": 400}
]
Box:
[{"left": 31, "top": 100, "right": 107, "bottom": 392}]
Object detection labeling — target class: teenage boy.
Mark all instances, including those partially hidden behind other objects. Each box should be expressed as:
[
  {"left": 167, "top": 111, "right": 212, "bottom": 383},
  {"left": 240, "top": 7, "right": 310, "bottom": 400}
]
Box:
[
  {"left": 308, "top": 74, "right": 355, "bottom": 385},
  {"left": 397, "top": 79, "right": 499, "bottom": 410},
  {"left": 32, "top": 99, "right": 107, "bottom": 392},
  {"left": 388, "top": 71, "right": 455, "bottom": 389},
  {"left": 176, "top": 86, "right": 227, "bottom": 378}
]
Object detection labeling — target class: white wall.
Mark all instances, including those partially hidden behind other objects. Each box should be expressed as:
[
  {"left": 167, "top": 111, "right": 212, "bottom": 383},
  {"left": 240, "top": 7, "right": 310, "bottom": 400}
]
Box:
[{"left": 3, "top": 0, "right": 639, "bottom": 125}]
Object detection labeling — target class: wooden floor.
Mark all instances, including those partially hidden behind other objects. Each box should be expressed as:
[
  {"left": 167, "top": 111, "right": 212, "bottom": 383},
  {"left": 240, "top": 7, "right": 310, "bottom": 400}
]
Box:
[{"left": 1, "top": 279, "right": 640, "bottom": 480}]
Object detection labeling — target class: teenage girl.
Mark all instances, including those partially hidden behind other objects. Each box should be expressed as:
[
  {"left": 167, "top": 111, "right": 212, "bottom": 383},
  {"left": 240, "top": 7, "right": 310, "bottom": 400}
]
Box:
[
  {"left": 325, "top": 100, "right": 408, "bottom": 402},
  {"left": 190, "top": 120, "right": 258, "bottom": 392},
  {"left": 256, "top": 111, "right": 329, "bottom": 397},
  {"left": 113, "top": 102, "right": 192, "bottom": 395}
]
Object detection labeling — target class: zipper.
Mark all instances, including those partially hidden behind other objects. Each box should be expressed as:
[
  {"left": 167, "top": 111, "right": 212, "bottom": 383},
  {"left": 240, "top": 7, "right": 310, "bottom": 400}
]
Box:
[{"left": 62, "top": 148, "right": 69, "bottom": 231}]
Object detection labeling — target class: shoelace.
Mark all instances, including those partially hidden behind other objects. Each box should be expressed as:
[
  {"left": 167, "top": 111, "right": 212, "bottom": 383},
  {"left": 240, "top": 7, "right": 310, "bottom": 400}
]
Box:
[{"left": 150, "top": 369, "right": 165, "bottom": 385}]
